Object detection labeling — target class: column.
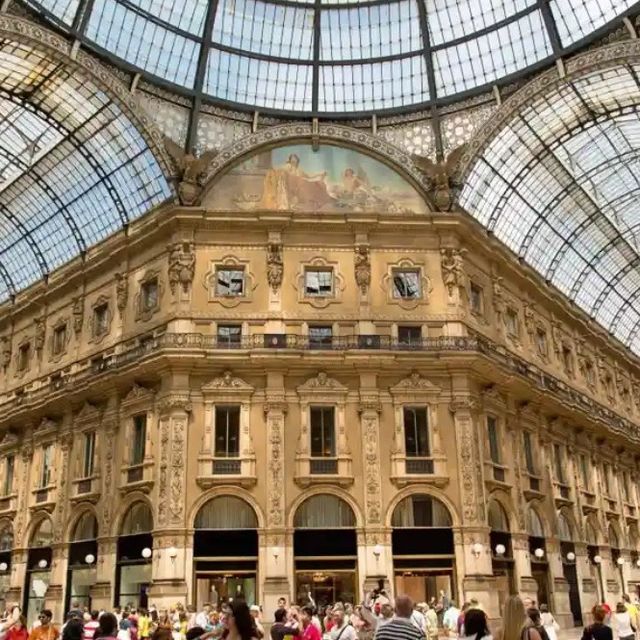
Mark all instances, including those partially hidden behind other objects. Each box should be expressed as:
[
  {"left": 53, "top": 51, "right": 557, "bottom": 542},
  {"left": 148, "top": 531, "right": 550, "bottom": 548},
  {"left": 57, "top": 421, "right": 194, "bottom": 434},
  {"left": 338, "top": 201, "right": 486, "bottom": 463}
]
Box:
[
  {"left": 511, "top": 533, "right": 538, "bottom": 601},
  {"left": 358, "top": 380, "right": 390, "bottom": 593},
  {"left": 262, "top": 375, "right": 289, "bottom": 621},
  {"left": 148, "top": 394, "right": 191, "bottom": 608},
  {"left": 44, "top": 543, "right": 68, "bottom": 623},
  {"left": 546, "top": 537, "right": 571, "bottom": 625},
  {"left": 573, "top": 542, "right": 593, "bottom": 623},
  {"left": 92, "top": 537, "right": 117, "bottom": 611},
  {"left": 449, "top": 397, "right": 496, "bottom": 617}
]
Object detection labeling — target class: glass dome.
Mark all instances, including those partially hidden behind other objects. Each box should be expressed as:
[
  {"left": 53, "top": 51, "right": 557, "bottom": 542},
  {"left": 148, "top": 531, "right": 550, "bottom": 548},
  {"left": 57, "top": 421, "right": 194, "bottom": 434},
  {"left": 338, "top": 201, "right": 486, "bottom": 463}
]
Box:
[{"left": 24, "top": 0, "right": 638, "bottom": 115}]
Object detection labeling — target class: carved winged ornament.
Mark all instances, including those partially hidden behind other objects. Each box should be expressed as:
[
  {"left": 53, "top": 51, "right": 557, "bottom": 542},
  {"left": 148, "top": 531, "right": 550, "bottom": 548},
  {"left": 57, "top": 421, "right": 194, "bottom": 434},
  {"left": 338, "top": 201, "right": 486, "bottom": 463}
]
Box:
[
  {"left": 413, "top": 144, "right": 468, "bottom": 212},
  {"left": 163, "top": 135, "right": 218, "bottom": 206}
]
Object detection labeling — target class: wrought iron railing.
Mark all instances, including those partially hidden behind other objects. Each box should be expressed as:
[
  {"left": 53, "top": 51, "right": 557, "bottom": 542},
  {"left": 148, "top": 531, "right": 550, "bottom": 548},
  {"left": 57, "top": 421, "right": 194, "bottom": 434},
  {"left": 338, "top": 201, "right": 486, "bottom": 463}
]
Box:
[
  {"left": 405, "top": 458, "right": 434, "bottom": 474},
  {"left": 212, "top": 459, "right": 241, "bottom": 474},
  {"left": 310, "top": 458, "right": 338, "bottom": 474}
]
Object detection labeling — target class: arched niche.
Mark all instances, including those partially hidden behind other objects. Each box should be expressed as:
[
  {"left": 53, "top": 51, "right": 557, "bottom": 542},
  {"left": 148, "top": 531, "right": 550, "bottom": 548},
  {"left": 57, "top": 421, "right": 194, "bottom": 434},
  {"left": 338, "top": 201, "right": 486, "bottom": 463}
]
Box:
[
  {"left": 293, "top": 495, "right": 356, "bottom": 529},
  {"left": 608, "top": 525, "right": 620, "bottom": 550},
  {"left": 527, "top": 508, "right": 546, "bottom": 538},
  {"left": 585, "top": 521, "right": 599, "bottom": 546},
  {"left": 203, "top": 142, "right": 428, "bottom": 215},
  {"left": 72, "top": 512, "right": 98, "bottom": 543},
  {"left": 120, "top": 502, "right": 153, "bottom": 536},
  {"left": 30, "top": 517, "right": 53, "bottom": 548},
  {"left": 557, "top": 513, "right": 573, "bottom": 542},
  {"left": 488, "top": 500, "right": 510, "bottom": 533},
  {"left": 194, "top": 496, "right": 258, "bottom": 530}
]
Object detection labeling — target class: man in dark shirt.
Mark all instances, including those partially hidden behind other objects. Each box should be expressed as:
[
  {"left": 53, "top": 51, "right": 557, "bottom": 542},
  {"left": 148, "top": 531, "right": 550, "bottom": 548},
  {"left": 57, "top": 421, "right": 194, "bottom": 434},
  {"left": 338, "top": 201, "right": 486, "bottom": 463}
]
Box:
[
  {"left": 582, "top": 605, "right": 613, "bottom": 640},
  {"left": 271, "top": 608, "right": 300, "bottom": 640}
]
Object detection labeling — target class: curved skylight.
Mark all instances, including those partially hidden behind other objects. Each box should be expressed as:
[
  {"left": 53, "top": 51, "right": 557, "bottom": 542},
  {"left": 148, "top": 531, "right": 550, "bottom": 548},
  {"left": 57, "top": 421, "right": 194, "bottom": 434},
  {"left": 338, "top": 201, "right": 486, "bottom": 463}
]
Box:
[
  {"left": 24, "top": 0, "right": 638, "bottom": 114},
  {"left": 0, "top": 37, "right": 171, "bottom": 301},
  {"left": 460, "top": 62, "right": 640, "bottom": 355}
]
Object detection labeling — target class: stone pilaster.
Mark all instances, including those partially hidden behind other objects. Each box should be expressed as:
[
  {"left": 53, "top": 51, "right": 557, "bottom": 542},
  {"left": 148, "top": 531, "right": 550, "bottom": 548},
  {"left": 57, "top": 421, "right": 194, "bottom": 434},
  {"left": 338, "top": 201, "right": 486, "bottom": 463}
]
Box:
[{"left": 99, "top": 395, "right": 119, "bottom": 538}]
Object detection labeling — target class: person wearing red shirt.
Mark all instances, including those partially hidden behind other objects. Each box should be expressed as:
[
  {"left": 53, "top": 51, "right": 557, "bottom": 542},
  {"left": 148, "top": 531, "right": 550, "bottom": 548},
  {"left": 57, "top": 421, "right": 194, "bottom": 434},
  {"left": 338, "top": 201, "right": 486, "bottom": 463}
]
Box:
[
  {"left": 6, "top": 616, "right": 29, "bottom": 640},
  {"left": 300, "top": 608, "right": 320, "bottom": 640}
]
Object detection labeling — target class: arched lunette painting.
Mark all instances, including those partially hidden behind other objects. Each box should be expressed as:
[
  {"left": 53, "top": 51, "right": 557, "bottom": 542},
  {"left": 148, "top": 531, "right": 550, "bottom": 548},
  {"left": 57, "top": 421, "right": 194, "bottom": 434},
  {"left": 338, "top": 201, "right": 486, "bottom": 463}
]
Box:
[{"left": 205, "top": 143, "right": 428, "bottom": 214}]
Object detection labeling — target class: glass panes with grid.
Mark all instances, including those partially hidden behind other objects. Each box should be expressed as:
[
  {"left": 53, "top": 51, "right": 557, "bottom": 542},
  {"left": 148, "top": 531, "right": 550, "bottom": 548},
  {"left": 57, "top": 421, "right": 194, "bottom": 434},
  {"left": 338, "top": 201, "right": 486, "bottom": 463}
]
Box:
[
  {"left": 215, "top": 406, "right": 240, "bottom": 457},
  {"left": 215, "top": 268, "right": 245, "bottom": 296},
  {"left": 305, "top": 269, "right": 333, "bottom": 296},
  {"left": 310, "top": 407, "right": 335, "bottom": 458},
  {"left": 309, "top": 326, "right": 333, "bottom": 347},
  {"left": 403, "top": 407, "right": 429, "bottom": 457},
  {"left": 393, "top": 269, "right": 421, "bottom": 299},
  {"left": 217, "top": 324, "right": 242, "bottom": 346},
  {"left": 132, "top": 414, "right": 147, "bottom": 466},
  {"left": 82, "top": 432, "right": 96, "bottom": 478},
  {"left": 41, "top": 444, "right": 53, "bottom": 487}
]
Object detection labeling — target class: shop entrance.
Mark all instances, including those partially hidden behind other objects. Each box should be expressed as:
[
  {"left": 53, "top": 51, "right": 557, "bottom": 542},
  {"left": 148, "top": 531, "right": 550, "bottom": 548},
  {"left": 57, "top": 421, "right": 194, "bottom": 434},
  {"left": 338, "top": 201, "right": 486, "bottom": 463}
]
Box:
[
  {"left": 24, "top": 517, "right": 53, "bottom": 627},
  {"left": 193, "top": 496, "right": 259, "bottom": 608},
  {"left": 65, "top": 511, "right": 98, "bottom": 614}
]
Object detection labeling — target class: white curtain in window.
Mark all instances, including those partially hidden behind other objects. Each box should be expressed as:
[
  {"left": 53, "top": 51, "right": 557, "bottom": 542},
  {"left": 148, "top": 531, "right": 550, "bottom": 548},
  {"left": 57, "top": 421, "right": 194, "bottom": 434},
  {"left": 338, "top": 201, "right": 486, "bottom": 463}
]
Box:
[
  {"left": 527, "top": 509, "right": 545, "bottom": 537},
  {"left": 195, "top": 496, "right": 258, "bottom": 529},
  {"left": 294, "top": 495, "right": 355, "bottom": 528},
  {"left": 391, "top": 495, "right": 452, "bottom": 528},
  {"left": 73, "top": 512, "right": 98, "bottom": 542},
  {"left": 121, "top": 502, "right": 153, "bottom": 535},
  {"left": 488, "top": 500, "right": 510, "bottom": 532}
]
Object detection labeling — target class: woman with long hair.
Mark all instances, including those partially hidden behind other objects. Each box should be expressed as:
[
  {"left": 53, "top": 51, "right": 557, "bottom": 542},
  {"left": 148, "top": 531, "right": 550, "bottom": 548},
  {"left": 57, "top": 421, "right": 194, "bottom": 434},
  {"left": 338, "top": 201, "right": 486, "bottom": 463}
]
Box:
[
  {"left": 460, "top": 609, "right": 492, "bottom": 640},
  {"left": 499, "top": 596, "right": 543, "bottom": 640},
  {"left": 225, "top": 601, "right": 258, "bottom": 640}
]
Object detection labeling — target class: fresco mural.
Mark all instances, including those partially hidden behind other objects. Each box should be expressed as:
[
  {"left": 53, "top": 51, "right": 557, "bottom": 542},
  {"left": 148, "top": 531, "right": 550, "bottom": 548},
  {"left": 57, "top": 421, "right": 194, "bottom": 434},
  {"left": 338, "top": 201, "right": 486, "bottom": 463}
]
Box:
[{"left": 206, "top": 144, "right": 428, "bottom": 214}]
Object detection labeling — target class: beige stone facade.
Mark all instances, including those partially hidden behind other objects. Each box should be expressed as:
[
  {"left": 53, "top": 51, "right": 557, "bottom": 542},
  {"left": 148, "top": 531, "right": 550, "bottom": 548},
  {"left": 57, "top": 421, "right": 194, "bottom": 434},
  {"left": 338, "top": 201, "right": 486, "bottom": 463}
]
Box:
[{"left": 0, "top": 131, "right": 640, "bottom": 628}]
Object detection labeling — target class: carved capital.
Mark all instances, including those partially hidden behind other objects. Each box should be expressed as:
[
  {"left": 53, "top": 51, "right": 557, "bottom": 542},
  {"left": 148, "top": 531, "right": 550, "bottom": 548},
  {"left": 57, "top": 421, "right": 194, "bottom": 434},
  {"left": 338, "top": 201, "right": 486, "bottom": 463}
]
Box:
[
  {"left": 449, "top": 396, "right": 477, "bottom": 414},
  {"left": 358, "top": 399, "right": 382, "bottom": 414},
  {"left": 264, "top": 400, "right": 288, "bottom": 415},
  {"left": 157, "top": 396, "right": 192, "bottom": 415}
]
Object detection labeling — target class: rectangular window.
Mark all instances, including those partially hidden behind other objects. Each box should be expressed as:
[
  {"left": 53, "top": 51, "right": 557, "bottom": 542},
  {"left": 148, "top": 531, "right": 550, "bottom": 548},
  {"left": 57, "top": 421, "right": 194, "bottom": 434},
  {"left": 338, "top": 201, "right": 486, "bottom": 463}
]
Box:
[
  {"left": 602, "top": 464, "right": 611, "bottom": 494},
  {"left": 535, "top": 328, "right": 548, "bottom": 357},
  {"left": 3, "top": 455, "right": 14, "bottom": 496},
  {"left": 215, "top": 406, "right": 240, "bottom": 457},
  {"left": 470, "top": 282, "right": 483, "bottom": 315},
  {"left": 403, "top": 407, "right": 430, "bottom": 457},
  {"left": 580, "top": 454, "right": 590, "bottom": 490},
  {"left": 141, "top": 278, "right": 159, "bottom": 311},
  {"left": 584, "top": 360, "right": 595, "bottom": 385},
  {"left": 82, "top": 432, "right": 96, "bottom": 478},
  {"left": 93, "top": 304, "right": 109, "bottom": 336},
  {"left": 41, "top": 444, "right": 53, "bottom": 488},
  {"left": 310, "top": 407, "right": 335, "bottom": 457},
  {"left": 505, "top": 308, "right": 519, "bottom": 336},
  {"left": 523, "top": 431, "right": 535, "bottom": 475},
  {"left": 398, "top": 326, "right": 422, "bottom": 346},
  {"left": 17, "top": 343, "right": 31, "bottom": 371},
  {"left": 52, "top": 324, "right": 67, "bottom": 355},
  {"left": 309, "top": 325, "right": 333, "bottom": 347},
  {"left": 553, "top": 443, "right": 565, "bottom": 484},
  {"left": 623, "top": 472, "right": 630, "bottom": 502},
  {"left": 216, "top": 268, "right": 245, "bottom": 296},
  {"left": 487, "top": 416, "right": 500, "bottom": 464},
  {"left": 304, "top": 269, "right": 333, "bottom": 296},
  {"left": 562, "top": 345, "right": 573, "bottom": 374},
  {"left": 217, "top": 324, "right": 242, "bottom": 346},
  {"left": 392, "top": 270, "right": 421, "bottom": 299},
  {"left": 132, "top": 414, "right": 147, "bottom": 466}
]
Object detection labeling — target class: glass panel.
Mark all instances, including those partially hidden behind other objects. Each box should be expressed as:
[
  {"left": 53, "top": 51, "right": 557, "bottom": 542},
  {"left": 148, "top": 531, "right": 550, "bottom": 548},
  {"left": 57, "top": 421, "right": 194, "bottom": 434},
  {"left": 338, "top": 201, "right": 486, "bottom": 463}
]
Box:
[
  {"left": 214, "top": 406, "right": 240, "bottom": 457},
  {"left": 26, "top": 571, "right": 50, "bottom": 628},
  {"left": 487, "top": 416, "right": 500, "bottom": 464},
  {"left": 194, "top": 496, "right": 258, "bottom": 529},
  {"left": 523, "top": 431, "right": 535, "bottom": 475},
  {"left": 83, "top": 432, "right": 95, "bottom": 478},
  {"left": 3, "top": 456, "right": 13, "bottom": 496},
  {"left": 305, "top": 270, "right": 333, "bottom": 296},
  {"left": 118, "top": 563, "right": 151, "bottom": 609},
  {"left": 40, "top": 445, "right": 52, "bottom": 488},
  {"left": 393, "top": 270, "right": 421, "bottom": 298},
  {"left": 30, "top": 518, "right": 53, "bottom": 548},
  {"left": 557, "top": 513, "right": 572, "bottom": 541},
  {"left": 309, "top": 326, "right": 333, "bottom": 346},
  {"left": 132, "top": 414, "right": 147, "bottom": 466},
  {"left": 488, "top": 500, "right": 510, "bottom": 532},
  {"left": 554, "top": 444, "right": 565, "bottom": 483},
  {"left": 294, "top": 495, "right": 355, "bottom": 528},
  {"left": 403, "top": 407, "right": 430, "bottom": 457},
  {"left": 72, "top": 512, "right": 98, "bottom": 542},
  {"left": 527, "top": 509, "right": 545, "bottom": 537},
  {"left": 69, "top": 566, "right": 96, "bottom": 610},
  {"left": 0, "top": 525, "right": 12, "bottom": 551},
  {"left": 216, "top": 268, "right": 245, "bottom": 296},
  {"left": 217, "top": 325, "right": 242, "bottom": 345}
]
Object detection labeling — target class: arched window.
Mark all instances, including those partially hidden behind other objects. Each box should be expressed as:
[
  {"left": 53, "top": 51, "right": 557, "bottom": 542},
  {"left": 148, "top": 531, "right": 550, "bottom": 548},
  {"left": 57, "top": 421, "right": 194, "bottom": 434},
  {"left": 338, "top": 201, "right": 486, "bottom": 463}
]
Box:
[
  {"left": 30, "top": 518, "right": 53, "bottom": 548},
  {"left": 195, "top": 497, "right": 258, "bottom": 530},
  {"left": 294, "top": 495, "right": 356, "bottom": 529},
  {"left": 392, "top": 495, "right": 452, "bottom": 528},
  {"left": 609, "top": 526, "right": 620, "bottom": 549},
  {"left": 585, "top": 521, "right": 598, "bottom": 545},
  {"left": 527, "top": 509, "right": 545, "bottom": 538},
  {"left": 72, "top": 512, "right": 98, "bottom": 542},
  {"left": 629, "top": 525, "right": 639, "bottom": 551},
  {"left": 557, "top": 513, "right": 573, "bottom": 542},
  {"left": 488, "top": 500, "right": 510, "bottom": 532},
  {"left": 120, "top": 502, "right": 153, "bottom": 536},
  {"left": 0, "top": 522, "right": 12, "bottom": 551}
]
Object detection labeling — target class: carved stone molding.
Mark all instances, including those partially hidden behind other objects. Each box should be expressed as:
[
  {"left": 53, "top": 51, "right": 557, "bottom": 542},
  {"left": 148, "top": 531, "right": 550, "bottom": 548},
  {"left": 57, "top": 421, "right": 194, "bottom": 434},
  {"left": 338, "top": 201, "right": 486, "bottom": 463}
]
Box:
[
  {"left": 440, "top": 247, "right": 467, "bottom": 299},
  {"left": 354, "top": 245, "right": 371, "bottom": 296},
  {"left": 168, "top": 241, "right": 196, "bottom": 296},
  {"left": 115, "top": 272, "right": 128, "bottom": 316},
  {"left": 266, "top": 242, "right": 283, "bottom": 293}
]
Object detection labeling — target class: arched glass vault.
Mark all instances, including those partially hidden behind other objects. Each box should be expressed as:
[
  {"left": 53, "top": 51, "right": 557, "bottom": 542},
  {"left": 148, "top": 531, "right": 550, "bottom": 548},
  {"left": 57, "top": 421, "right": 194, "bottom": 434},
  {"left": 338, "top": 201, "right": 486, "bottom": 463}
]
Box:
[
  {"left": 23, "top": 0, "right": 638, "bottom": 115},
  {"left": 0, "top": 32, "right": 172, "bottom": 302},
  {"left": 461, "top": 55, "right": 640, "bottom": 356}
]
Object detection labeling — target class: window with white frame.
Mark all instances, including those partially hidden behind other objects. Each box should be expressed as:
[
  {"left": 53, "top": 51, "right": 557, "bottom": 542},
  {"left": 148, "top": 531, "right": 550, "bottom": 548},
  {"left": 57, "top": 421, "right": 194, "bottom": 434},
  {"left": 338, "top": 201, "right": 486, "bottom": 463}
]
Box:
[
  {"left": 310, "top": 406, "right": 335, "bottom": 457},
  {"left": 304, "top": 268, "right": 333, "bottom": 296},
  {"left": 131, "top": 414, "right": 147, "bottom": 466},
  {"left": 40, "top": 444, "right": 53, "bottom": 487},
  {"left": 216, "top": 268, "right": 245, "bottom": 296},
  {"left": 403, "top": 407, "right": 429, "bottom": 457},
  {"left": 214, "top": 406, "right": 240, "bottom": 457},
  {"left": 82, "top": 432, "right": 96, "bottom": 478},
  {"left": 392, "top": 269, "right": 421, "bottom": 299}
]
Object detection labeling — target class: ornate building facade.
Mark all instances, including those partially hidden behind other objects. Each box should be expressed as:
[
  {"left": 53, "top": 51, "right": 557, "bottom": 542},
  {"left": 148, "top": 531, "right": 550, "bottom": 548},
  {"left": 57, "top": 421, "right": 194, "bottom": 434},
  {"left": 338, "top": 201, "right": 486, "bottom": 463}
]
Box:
[{"left": 0, "top": 0, "right": 640, "bottom": 631}]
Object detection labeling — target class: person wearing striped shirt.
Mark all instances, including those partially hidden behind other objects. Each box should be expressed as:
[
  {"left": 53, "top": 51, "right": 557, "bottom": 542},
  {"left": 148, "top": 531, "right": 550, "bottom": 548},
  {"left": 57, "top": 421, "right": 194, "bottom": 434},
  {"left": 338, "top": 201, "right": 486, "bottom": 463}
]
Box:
[{"left": 373, "top": 596, "right": 425, "bottom": 640}]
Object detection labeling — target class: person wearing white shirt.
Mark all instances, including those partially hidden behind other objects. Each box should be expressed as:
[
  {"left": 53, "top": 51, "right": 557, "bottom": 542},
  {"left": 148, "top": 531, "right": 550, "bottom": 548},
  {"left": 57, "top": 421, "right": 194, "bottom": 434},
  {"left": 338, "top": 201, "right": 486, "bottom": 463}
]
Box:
[
  {"left": 443, "top": 603, "right": 461, "bottom": 636},
  {"left": 195, "top": 605, "right": 211, "bottom": 629},
  {"left": 410, "top": 608, "right": 427, "bottom": 635}
]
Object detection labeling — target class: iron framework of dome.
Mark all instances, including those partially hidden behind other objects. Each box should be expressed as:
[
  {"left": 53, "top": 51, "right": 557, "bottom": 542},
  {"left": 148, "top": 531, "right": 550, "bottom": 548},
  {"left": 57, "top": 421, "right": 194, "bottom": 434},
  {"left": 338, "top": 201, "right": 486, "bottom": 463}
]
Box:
[{"left": 23, "top": 0, "right": 639, "bottom": 116}]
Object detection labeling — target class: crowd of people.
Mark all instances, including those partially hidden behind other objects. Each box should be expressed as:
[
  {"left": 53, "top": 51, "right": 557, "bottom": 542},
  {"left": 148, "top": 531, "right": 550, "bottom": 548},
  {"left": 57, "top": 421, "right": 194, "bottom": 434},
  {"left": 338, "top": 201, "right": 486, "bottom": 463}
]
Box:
[{"left": 1, "top": 591, "right": 640, "bottom": 640}]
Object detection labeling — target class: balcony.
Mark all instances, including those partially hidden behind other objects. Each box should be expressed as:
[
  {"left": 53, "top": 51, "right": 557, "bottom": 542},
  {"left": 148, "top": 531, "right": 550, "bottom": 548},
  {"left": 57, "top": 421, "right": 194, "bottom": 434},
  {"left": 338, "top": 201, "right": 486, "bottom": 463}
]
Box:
[
  {"left": 553, "top": 481, "right": 572, "bottom": 506},
  {"left": 524, "top": 474, "right": 544, "bottom": 499},
  {"left": 405, "top": 458, "right": 434, "bottom": 474},
  {"left": 120, "top": 462, "right": 154, "bottom": 494},
  {"left": 196, "top": 456, "right": 256, "bottom": 488},
  {"left": 295, "top": 456, "right": 353, "bottom": 487},
  {"left": 310, "top": 458, "right": 338, "bottom": 474},
  {"left": 484, "top": 462, "right": 510, "bottom": 490},
  {"left": 581, "top": 489, "right": 598, "bottom": 514},
  {"left": 391, "top": 454, "right": 448, "bottom": 488},
  {"left": 70, "top": 476, "right": 99, "bottom": 504},
  {"left": 0, "top": 494, "right": 16, "bottom": 515},
  {"left": 30, "top": 484, "right": 56, "bottom": 512}
]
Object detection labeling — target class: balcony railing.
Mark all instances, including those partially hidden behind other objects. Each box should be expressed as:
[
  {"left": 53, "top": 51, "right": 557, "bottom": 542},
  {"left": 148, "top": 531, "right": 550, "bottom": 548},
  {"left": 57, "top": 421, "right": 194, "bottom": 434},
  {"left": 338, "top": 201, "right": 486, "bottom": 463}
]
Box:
[
  {"left": 127, "top": 465, "right": 143, "bottom": 484},
  {"left": 310, "top": 458, "right": 338, "bottom": 474},
  {"left": 212, "top": 459, "right": 242, "bottom": 474},
  {"left": 2, "top": 329, "right": 639, "bottom": 448},
  {"left": 405, "top": 458, "right": 434, "bottom": 474}
]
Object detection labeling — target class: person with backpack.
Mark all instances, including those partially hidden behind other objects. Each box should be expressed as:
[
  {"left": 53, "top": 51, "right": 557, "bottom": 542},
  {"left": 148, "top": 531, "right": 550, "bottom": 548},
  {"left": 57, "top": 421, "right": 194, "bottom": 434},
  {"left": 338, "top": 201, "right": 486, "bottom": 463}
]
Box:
[{"left": 582, "top": 605, "right": 613, "bottom": 640}]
